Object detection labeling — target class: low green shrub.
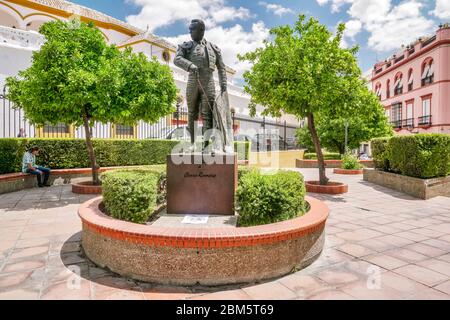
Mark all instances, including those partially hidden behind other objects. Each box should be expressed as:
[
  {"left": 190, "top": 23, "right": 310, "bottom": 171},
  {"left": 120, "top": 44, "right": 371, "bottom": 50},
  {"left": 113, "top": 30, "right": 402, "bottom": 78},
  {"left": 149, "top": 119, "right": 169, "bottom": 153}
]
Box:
[
  {"left": 0, "top": 138, "right": 250, "bottom": 174},
  {"left": 341, "top": 153, "right": 362, "bottom": 170},
  {"left": 303, "top": 152, "right": 341, "bottom": 160},
  {"left": 236, "top": 170, "right": 307, "bottom": 227},
  {"left": 101, "top": 170, "right": 160, "bottom": 224},
  {"left": 237, "top": 166, "right": 253, "bottom": 181},
  {"left": 371, "top": 137, "right": 391, "bottom": 171},
  {"left": 388, "top": 134, "right": 450, "bottom": 178}
]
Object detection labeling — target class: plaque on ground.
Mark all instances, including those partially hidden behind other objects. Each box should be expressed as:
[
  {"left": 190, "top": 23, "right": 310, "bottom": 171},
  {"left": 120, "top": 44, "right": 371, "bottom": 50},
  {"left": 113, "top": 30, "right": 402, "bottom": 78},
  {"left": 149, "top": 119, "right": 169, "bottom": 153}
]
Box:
[{"left": 167, "top": 153, "right": 237, "bottom": 215}]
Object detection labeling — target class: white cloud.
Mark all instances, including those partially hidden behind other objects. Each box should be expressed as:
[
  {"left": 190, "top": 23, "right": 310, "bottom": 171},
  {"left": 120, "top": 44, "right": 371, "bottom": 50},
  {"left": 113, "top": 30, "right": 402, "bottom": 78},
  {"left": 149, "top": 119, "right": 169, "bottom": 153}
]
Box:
[
  {"left": 344, "top": 19, "right": 362, "bottom": 38},
  {"left": 258, "top": 2, "right": 295, "bottom": 16},
  {"left": 316, "top": 0, "right": 353, "bottom": 13},
  {"left": 166, "top": 22, "right": 270, "bottom": 79},
  {"left": 125, "top": 0, "right": 252, "bottom": 31},
  {"left": 431, "top": 0, "right": 450, "bottom": 19},
  {"left": 340, "top": 19, "right": 362, "bottom": 48},
  {"left": 320, "top": 0, "right": 436, "bottom": 52}
]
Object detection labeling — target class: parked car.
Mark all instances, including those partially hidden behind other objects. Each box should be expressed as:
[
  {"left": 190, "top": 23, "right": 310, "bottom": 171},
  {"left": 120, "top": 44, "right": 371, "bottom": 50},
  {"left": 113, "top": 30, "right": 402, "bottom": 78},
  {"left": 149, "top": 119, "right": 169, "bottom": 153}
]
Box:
[
  {"left": 148, "top": 125, "right": 203, "bottom": 141},
  {"left": 285, "top": 136, "right": 299, "bottom": 150},
  {"left": 253, "top": 133, "right": 288, "bottom": 151}
]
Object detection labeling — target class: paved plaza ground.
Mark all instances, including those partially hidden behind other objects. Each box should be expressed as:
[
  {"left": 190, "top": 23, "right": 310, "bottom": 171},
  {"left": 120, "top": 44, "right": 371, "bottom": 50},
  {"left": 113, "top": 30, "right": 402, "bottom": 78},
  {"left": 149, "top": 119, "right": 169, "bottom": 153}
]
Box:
[{"left": 0, "top": 168, "right": 449, "bottom": 300}]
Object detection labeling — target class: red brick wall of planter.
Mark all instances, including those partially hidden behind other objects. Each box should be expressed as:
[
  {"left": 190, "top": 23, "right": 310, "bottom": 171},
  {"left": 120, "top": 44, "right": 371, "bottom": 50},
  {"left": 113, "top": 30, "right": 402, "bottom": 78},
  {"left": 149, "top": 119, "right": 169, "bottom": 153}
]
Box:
[
  {"left": 333, "top": 168, "right": 363, "bottom": 175},
  {"left": 72, "top": 181, "right": 102, "bottom": 194},
  {"left": 78, "top": 196, "right": 329, "bottom": 286},
  {"left": 305, "top": 181, "right": 348, "bottom": 194}
]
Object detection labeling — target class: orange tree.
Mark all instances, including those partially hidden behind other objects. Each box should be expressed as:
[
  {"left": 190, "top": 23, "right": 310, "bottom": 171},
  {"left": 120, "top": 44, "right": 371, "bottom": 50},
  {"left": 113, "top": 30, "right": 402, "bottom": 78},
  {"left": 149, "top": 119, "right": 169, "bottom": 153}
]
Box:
[
  {"left": 6, "top": 20, "right": 177, "bottom": 184},
  {"left": 239, "top": 15, "right": 361, "bottom": 185}
]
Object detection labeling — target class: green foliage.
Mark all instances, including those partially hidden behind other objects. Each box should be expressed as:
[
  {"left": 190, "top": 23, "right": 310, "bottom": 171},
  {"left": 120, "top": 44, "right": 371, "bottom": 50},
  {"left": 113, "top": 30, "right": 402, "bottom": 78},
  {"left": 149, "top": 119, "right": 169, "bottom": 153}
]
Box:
[
  {"left": 237, "top": 166, "right": 253, "bottom": 181},
  {"left": 0, "top": 138, "right": 179, "bottom": 174},
  {"left": 236, "top": 170, "right": 307, "bottom": 227},
  {"left": 0, "top": 138, "right": 251, "bottom": 174},
  {"left": 295, "top": 127, "right": 314, "bottom": 151},
  {"left": 371, "top": 137, "right": 391, "bottom": 171},
  {"left": 0, "top": 138, "right": 27, "bottom": 175},
  {"left": 304, "top": 152, "right": 341, "bottom": 160},
  {"left": 239, "top": 15, "right": 361, "bottom": 119},
  {"left": 341, "top": 153, "right": 362, "bottom": 169},
  {"left": 371, "top": 134, "right": 450, "bottom": 178},
  {"left": 107, "top": 165, "right": 167, "bottom": 205},
  {"left": 388, "top": 134, "right": 450, "bottom": 178},
  {"left": 6, "top": 19, "right": 178, "bottom": 183},
  {"left": 6, "top": 20, "right": 177, "bottom": 127},
  {"left": 102, "top": 170, "right": 159, "bottom": 224},
  {"left": 239, "top": 15, "right": 363, "bottom": 184},
  {"left": 295, "top": 87, "right": 393, "bottom": 155}
]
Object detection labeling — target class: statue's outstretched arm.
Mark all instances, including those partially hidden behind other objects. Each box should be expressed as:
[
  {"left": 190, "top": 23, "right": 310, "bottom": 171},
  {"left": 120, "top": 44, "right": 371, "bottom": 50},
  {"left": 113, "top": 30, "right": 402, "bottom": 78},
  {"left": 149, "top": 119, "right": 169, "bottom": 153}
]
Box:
[{"left": 174, "top": 44, "right": 193, "bottom": 72}]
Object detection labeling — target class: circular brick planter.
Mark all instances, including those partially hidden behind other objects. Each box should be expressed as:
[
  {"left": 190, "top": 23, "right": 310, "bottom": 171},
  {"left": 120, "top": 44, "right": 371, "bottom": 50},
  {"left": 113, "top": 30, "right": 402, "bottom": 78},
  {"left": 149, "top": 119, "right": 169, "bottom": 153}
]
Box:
[
  {"left": 333, "top": 168, "right": 363, "bottom": 175},
  {"left": 305, "top": 181, "right": 348, "bottom": 194},
  {"left": 72, "top": 181, "right": 102, "bottom": 194},
  {"left": 78, "top": 196, "right": 329, "bottom": 286}
]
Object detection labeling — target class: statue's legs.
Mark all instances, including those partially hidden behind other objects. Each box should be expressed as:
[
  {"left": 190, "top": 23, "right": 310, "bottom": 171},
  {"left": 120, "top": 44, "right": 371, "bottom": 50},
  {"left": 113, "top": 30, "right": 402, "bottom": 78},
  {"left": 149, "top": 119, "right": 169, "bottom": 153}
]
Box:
[
  {"left": 186, "top": 77, "right": 201, "bottom": 145},
  {"left": 186, "top": 71, "right": 215, "bottom": 151},
  {"left": 199, "top": 74, "right": 215, "bottom": 150}
]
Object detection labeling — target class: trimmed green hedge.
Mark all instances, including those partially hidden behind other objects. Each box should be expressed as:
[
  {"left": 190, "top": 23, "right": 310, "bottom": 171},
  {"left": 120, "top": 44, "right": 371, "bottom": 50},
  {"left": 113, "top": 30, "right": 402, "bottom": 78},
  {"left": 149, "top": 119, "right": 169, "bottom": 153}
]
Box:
[
  {"left": 371, "top": 137, "right": 391, "bottom": 171},
  {"left": 0, "top": 138, "right": 250, "bottom": 174},
  {"left": 371, "top": 134, "right": 450, "bottom": 178},
  {"left": 102, "top": 169, "right": 161, "bottom": 224},
  {"left": 303, "top": 152, "right": 341, "bottom": 160},
  {"left": 236, "top": 169, "right": 307, "bottom": 227}
]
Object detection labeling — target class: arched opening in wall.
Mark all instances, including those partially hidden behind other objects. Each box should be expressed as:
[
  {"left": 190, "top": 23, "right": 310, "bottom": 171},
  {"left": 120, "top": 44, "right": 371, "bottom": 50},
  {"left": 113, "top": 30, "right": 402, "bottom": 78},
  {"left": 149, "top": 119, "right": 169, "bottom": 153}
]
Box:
[
  {"left": 0, "top": 6, "right": 21, "bottom": 28},
  {"left": 99, "top": 30, "right": 109, "bottom": 43},
  {"left": 407, "top": 68, "right": 413, "bottom": 91},
  {"left": 24, "top": 14, "right": 59, "bottom": 32},
  {"left": 386, "top": 79, "right": 391, "bottom": 99},
  {"left": 421, "top": 58, "right": 434, "bottom": 86},
  {"left": 394, "top": 72, "right": 403, "bottom": 96},
  {"left": 375, "top": 82, "right": 382, "bottom": 100}
]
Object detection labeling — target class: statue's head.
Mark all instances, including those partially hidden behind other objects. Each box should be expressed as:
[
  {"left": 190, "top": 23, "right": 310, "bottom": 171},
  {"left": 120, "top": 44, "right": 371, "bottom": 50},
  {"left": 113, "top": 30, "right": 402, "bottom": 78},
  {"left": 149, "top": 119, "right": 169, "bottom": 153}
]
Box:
[{"left": 189, "top": 19, "right": 205, "bottom": 42}]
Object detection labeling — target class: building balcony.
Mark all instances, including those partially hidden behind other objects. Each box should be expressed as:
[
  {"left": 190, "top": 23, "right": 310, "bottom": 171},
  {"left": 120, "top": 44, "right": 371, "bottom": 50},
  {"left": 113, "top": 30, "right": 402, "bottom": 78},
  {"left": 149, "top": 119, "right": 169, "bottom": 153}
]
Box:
[
  {"left": 421, "top": 76, "right": 434, "bottom": 87},
  {"left": 418, "top": 115, "right": 432, "bottom": 127},
  {"left": 0, "top": 25, "right": 45, "bottom": 50},
  {"left": 402, "top": 118, "right": 414, "bottom": 129},
  {"left": 390, "top": 120, "right": 402, "bottom": 129},
  {"left": 394, "top": 87, "right": 403, "bottom": 96}
]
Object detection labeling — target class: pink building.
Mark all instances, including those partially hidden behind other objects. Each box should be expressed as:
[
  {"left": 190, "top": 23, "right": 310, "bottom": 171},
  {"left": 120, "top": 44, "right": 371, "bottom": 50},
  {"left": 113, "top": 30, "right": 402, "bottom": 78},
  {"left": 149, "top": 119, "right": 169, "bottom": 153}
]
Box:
[{"left": 370, "top": 24, "right": 450, "bottom": 135}]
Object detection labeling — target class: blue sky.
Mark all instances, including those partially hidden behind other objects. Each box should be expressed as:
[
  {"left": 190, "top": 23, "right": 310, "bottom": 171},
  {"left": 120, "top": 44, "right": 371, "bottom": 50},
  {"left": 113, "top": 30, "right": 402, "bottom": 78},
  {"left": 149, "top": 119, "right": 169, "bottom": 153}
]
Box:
[{"left": 71, "top": 0, "right": 448, "bottom": 80}]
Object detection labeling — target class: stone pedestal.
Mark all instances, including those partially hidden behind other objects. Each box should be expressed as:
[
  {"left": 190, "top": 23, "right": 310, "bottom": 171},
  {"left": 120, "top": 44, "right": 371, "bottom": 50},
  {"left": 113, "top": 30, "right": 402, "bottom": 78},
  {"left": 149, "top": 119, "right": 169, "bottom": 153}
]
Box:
[{"left": 167, "top": 153, "right": 237, "bottom": 215}]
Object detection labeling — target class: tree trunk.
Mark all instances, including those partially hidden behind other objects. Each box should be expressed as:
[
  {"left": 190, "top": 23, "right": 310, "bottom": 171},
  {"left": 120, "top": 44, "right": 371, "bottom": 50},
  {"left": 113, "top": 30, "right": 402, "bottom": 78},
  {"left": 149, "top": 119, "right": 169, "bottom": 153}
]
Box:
[
  {"left": 307, "top": 112, "right": 329, "bottom": 185},
  {"left": 338, "top": 144, "right": 345, "bottom": 156},
  {"left": 82, "top": 109, "right": 100, "bottom": 185}
]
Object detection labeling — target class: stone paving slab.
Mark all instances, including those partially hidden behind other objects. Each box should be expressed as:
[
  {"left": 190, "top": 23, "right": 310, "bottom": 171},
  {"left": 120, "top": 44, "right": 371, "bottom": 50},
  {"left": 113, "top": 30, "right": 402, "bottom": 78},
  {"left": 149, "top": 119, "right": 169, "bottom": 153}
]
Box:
[{"left": 0, "top": 169, "right": 449, "bottom": 300}]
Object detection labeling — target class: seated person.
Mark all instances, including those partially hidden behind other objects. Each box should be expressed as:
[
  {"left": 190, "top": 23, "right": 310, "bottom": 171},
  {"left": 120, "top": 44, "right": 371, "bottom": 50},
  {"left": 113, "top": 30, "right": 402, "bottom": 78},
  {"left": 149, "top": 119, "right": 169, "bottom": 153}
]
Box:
[
  {"left": 359, "top": 152, "right": 370, "bottom": 160},
  {"left": 22, "top": 146, "right": 51, "bottom": 187}
]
